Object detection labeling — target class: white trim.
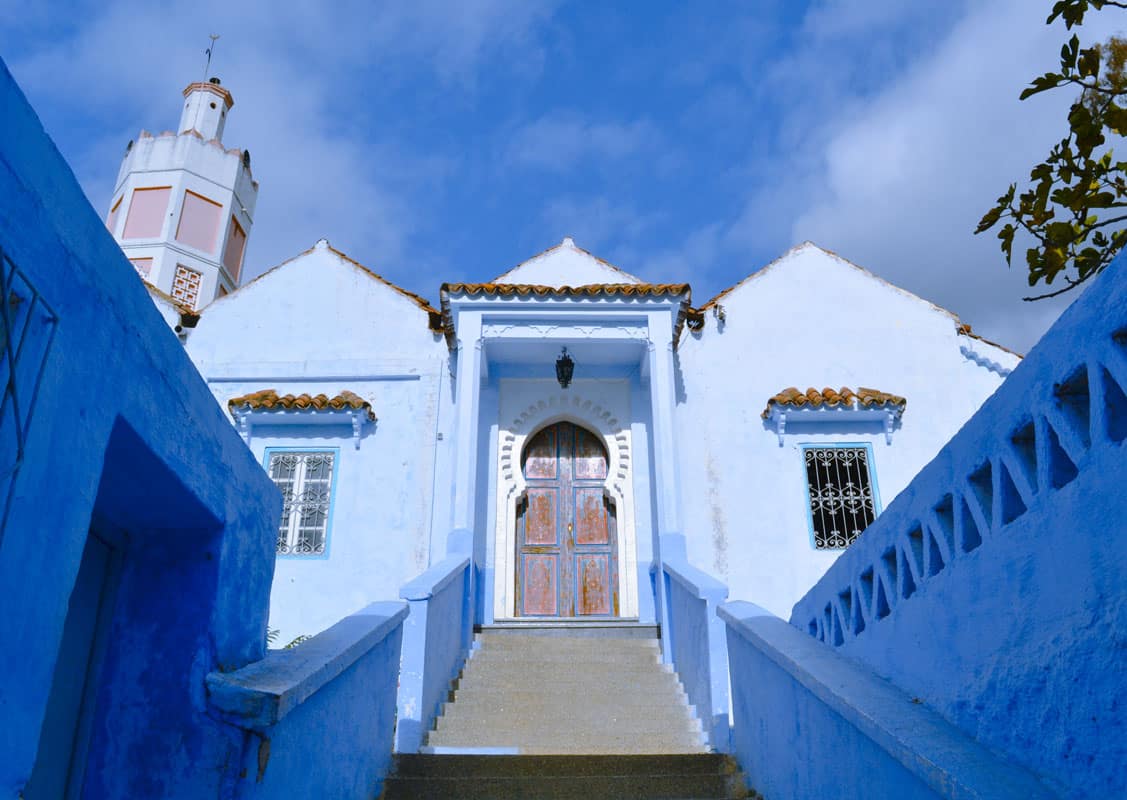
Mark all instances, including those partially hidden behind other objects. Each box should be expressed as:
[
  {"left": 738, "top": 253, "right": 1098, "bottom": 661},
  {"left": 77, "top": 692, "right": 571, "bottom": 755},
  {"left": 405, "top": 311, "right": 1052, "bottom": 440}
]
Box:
[{"left": 492, "top": 388, "right": 638, "bottom": 621}]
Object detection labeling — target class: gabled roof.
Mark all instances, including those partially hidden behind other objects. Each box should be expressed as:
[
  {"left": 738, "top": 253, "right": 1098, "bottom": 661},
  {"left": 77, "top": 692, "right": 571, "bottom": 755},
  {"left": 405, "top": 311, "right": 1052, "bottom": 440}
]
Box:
[
  {"left": 697, "top": 242, "right": 956, "bottom": 316},
  {"left": 690, "top": 242, "right": 1023, "bottom": 357},
  {"left": 202, "top": 239, "right": 444, "bottom": 331},
  {"left": 492, "top": 237, "right": 645, "bottom": 286}
]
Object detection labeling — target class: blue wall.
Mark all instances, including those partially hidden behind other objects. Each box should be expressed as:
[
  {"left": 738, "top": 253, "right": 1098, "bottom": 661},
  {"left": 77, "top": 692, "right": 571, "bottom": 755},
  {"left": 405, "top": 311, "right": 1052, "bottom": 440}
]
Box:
[
  {"left": 0, "top": 58, "right": 280, "bottom": 796},
  {"left": 791, "top": 256, "right": 1127, "bottom": 798}
]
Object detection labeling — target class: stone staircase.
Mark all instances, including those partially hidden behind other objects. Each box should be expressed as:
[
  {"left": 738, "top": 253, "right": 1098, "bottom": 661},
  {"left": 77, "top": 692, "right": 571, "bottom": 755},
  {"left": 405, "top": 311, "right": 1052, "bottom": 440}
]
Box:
[{"left": 381, "top": 629, "right": 751, "bottom": 799}]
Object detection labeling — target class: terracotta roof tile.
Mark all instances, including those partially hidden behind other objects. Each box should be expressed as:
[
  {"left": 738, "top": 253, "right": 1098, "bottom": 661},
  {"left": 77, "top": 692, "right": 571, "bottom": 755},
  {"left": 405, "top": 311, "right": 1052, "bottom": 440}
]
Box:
[
  {"left": 228, "top": 389, "right": 376, "bottom": 421},
  {"left": 439, "top": 282, "right": 693, "bottom": 350},
  {"left": 761, "top": 386, "right": 906, "bottom": 419},
  {"left": 441, "top": 282, "right": 690, "bottom": 298}
]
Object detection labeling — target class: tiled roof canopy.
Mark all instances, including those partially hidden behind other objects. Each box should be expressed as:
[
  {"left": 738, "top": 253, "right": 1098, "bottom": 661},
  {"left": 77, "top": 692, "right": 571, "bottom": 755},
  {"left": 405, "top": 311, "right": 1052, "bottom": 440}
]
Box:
[
  {"left": 227, "top": 389, "right": 376, "bottom": 422},
  {"left": 762, "top": 387, "right": 906, "bottom": 420},
  {"left": 439, "top": 282, "right": 694, "bottom": 349},
  {"left": 441, "top": 282, "right": 690, "bottom": 298}
]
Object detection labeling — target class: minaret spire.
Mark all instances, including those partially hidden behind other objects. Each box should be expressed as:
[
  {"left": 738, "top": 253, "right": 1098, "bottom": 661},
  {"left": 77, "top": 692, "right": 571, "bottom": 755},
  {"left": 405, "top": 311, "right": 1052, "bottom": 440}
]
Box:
[{"left": 104, "top": 72, "right": 259, "bottom": 312}]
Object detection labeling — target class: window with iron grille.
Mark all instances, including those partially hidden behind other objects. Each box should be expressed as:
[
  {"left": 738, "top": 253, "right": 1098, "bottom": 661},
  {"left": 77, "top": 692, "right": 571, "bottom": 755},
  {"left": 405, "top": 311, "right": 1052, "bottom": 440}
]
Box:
[
  {"left": 267, "top": 450, "right": 336, "bottom": 556},
  {"left": 803, "top": 445, "right": 879, "bottom": 549}
]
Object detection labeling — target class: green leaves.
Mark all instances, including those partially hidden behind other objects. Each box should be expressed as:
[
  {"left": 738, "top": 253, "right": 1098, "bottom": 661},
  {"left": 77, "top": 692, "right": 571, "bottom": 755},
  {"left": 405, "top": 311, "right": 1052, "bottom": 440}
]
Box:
[{"left": 978, "top": 6, "right": 1127, "bottom": 301}]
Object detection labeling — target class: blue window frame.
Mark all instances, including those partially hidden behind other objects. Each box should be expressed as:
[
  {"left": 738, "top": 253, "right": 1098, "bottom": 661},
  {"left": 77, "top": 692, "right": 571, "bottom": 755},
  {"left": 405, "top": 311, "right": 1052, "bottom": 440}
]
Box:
[
  {"left": 801, "top": 443, "right": 882, "bottom": 549},
  {"left": 263, "top": 447, "right": 340, "bottom": 558}
]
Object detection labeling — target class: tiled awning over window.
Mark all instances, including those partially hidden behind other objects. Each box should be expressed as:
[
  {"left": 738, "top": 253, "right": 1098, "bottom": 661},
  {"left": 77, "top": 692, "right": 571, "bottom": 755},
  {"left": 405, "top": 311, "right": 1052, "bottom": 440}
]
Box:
[
  {"left": 227, "top": 389, "right": 376, "bottom": 422},
  {"left": 762, "top": 387, "right": 907, "bottom": 445},
  {"left": 227, "top": 389, "right": 376, "bottom": 449},
  {"left": 761, "top": 387, "right": 906, "bottom": 419}
]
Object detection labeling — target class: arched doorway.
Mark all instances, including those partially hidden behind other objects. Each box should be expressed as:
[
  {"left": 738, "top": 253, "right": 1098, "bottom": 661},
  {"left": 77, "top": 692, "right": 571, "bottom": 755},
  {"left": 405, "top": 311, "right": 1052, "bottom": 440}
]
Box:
[{"left": 516, "top": 421, "right": 619, "bottom": 617}]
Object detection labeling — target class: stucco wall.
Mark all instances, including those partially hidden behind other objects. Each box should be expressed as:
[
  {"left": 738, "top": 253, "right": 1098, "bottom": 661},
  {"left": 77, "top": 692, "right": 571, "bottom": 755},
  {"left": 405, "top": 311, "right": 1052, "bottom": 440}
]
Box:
[
  {"left": 186, "top": 243, "right": 449, "bottom": 642},
  {"left": 0, "top": 59, "right": 279, "bottom": 797},
  {"left": 676, "top": 244, "right": 1018, "bottom": 618}
]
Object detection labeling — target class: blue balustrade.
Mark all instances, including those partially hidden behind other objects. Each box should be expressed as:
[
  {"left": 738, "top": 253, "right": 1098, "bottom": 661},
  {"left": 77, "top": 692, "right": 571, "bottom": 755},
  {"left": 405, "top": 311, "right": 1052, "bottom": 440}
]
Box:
[{"left": 659, "top": 533, "right": 731, "bottom": 752}]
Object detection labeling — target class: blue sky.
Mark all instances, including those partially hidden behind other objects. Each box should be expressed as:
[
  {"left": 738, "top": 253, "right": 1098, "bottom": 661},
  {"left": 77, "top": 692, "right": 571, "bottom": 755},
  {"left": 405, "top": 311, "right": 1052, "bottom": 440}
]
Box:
[{"left": 2, "top": 0, "right": 1121, "bottom": 350}]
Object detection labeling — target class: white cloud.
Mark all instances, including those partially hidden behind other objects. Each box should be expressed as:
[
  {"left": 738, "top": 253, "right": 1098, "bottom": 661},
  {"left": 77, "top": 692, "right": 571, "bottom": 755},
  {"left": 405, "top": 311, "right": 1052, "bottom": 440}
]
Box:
[
  {"left": 1, "top": 0, "right": 559, "bottom": 285},
  {"left": 508, "top": 113, "right": 663, "bottom": 170},
  {"left": 656, "top": 0, "right": 1121, "bottom": 351}
]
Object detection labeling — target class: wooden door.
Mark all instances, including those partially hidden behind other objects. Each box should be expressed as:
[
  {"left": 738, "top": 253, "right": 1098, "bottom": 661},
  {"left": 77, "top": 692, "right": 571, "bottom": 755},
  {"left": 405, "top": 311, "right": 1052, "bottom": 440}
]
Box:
[{"left": 517, "top": 421, "right": 618, "bottom": 617}]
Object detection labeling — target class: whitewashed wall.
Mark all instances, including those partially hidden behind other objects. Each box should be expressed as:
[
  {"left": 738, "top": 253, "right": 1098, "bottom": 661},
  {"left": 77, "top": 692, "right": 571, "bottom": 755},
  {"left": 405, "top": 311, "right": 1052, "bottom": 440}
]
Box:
[
  {"left": 675, "top": 244, "right": 1019, "bottom": 619},
  {"left": 185, "top": 241, "right": 449, "bottom": 642}
]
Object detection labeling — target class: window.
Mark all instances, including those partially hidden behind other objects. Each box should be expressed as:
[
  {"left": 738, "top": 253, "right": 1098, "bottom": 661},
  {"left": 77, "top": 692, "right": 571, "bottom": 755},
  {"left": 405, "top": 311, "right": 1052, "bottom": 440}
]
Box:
[
  {"left": 803, "top": 445, "right": 879, "bottom": 549},
  {"left": 122, "top": 187, "right": 171, "bottom": 239},
  {"left": 222, "top": 216, "right": 247, "bottom": 282},
  {"left": 267, "top": 450, "right": 337, "bottom": 556},
  {"left": 175, "top": 190, "right": 222, "bottom": 253},
  {"left": 129, "top": 257, "right": 152, "bottom": 278},
  {"left": 170, "top": 264, "right": 202, "bottom": 308}
]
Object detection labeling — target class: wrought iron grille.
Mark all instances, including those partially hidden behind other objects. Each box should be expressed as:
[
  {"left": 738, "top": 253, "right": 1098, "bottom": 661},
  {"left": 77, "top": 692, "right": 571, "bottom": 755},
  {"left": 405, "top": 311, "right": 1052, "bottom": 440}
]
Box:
[
  {"left": 804, "top": 446, "right": 877, "bottom": 549},
  {"left": 268, "top": 451, "right": 335, "bottom": 555},
  {"left": 0, "top": 247, "right": 59, "bottom": 535}
]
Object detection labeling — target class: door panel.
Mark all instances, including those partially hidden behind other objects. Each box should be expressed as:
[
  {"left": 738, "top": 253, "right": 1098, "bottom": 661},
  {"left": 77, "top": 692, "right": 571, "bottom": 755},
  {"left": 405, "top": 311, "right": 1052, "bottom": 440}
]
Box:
[
  {"left": 517, "top": 421, "right": 618, "bottom": 617},
  {"left": 521, "top": 555, "right": 559, "bottom": 615},
  {"left": 576, "top": 554, "right": 611, "bottom": 615},
  {"left": 574, "top": 488, "right": 609, "bottom": 545},
  {"left": 524, "top": 489, "right": 558, "bottom": 545}
]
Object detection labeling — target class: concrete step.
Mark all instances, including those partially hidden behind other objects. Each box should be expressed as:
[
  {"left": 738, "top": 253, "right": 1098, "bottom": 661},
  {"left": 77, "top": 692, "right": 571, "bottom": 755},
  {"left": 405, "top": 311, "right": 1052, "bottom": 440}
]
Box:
[
  {"left": 464, "top": 649, "right": 664, "bottom": 666},
  {"left": 478, "top": 623, "right": 660, "bottom": 639},
  {"left": 423, "top": 734, "right": 703, "bottom": 757},
  {"left": 433, "top": 710, "right": 703, "bottom": 736},
  {"left": 439, "top": 694, "right": 695, "bottom": 718},
  {"left": 424, "top": 634, "right": 706, "bottom": 758},
  {"left": 381, "top": 754, "right": 753, "bottom": 799}
]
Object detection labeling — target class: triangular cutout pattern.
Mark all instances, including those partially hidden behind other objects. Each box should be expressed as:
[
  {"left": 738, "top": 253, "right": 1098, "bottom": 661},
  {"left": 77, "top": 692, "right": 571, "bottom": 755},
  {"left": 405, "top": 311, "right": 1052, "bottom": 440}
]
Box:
[
  {"left": 932, "top": 496, "right": 955, "bottom": 555},
  {"left": 1055, "top": 364, "right": 1092, "bottom": 449},
  {"left": 899, "top": 544, "right": 917, "bottom": 599},
  {"left": 907, "top": 527, "right": 925, "bottom": 576},
  {"left": 926, "top": 528, "right": 946, "bottom": 577},
  {"left": 852, "top": 586, "right": 866, "bottom": 635},
  {"left": 958, "top": 494, "right": 983, "bottom": 553},
  {"left": 1046, "top": 421, "right": 1080, "bottom": 489},
  {"left": 858, "top": 568, "right": 874, "bottom": 611},
  {"left": 831, "top": 607, "right": 845, "bottom": 646},
  {"left": 881, "top": 546, "right": 898, "bottom": 588},
  {"left": 967, "top": 460, "right": 994, "bottom": 530},
  {"left": 1010, "top": 419, "right": 1039, "bottom": 494},
  {"left": 875, "top": 577, "right": 892, "bottom": 620},
  {"left": 999, "top": 461, "right": 1028, "bottom": 525},
  {"left": 838, "top": 588, "right": 852, "bottom": 622},
  {"left": 1102, "top": 365, "right": 1127, "bottom": 443}
]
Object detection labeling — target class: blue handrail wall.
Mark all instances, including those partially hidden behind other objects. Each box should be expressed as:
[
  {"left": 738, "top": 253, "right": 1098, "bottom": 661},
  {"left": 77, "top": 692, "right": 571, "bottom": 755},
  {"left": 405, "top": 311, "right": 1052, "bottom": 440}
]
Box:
[
  {"left": 790, "top": 256, "right": 1127, "bottom": 798},
  {"left": 395, "top": 552, "right": 474, "bottom": 752},
  {"left": 659, "top": 533, "right": 731, "bottom": 751},
  {"left": 720, "top": 602, "right": 1058, "bottom": 799},
  {"left": 208, "top": 602, "right": 409, "bottom": 797}
]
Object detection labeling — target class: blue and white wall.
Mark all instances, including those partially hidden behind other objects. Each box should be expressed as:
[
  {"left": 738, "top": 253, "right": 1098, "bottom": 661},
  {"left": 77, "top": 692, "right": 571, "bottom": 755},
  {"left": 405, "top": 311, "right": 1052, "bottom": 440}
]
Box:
[
  {"left": 676, "top": 243, "right": 1019, "bottom": 618},
  {"left": 186, "top": 240, "right": 449, "bottom": 643}
]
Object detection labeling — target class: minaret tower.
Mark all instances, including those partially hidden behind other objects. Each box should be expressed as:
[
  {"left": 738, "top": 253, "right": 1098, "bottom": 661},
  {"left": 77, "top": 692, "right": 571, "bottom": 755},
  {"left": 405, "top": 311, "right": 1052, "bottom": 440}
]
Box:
[{"left": 106, "top": 77, "right": 258, "bottom": 309}]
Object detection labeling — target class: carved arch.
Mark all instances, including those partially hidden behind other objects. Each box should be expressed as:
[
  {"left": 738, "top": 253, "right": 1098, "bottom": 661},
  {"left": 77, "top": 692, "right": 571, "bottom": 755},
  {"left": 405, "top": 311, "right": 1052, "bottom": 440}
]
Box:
[{"left": 493, "top": 390, "right": 637, "bottom": 619}]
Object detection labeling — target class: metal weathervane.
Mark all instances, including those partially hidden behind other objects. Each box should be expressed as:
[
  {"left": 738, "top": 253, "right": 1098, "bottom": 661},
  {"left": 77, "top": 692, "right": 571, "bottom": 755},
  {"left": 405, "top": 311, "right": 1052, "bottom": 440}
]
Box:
[{"left": 203, "top": 34, "right": 220, "bottom": 81}]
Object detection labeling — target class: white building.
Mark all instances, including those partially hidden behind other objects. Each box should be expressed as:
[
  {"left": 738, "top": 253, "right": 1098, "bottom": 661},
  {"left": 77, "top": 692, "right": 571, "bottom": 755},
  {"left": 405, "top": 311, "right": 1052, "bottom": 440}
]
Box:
[{"left": 111, "top": 81, "right": 1021, "bottom": 643}]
